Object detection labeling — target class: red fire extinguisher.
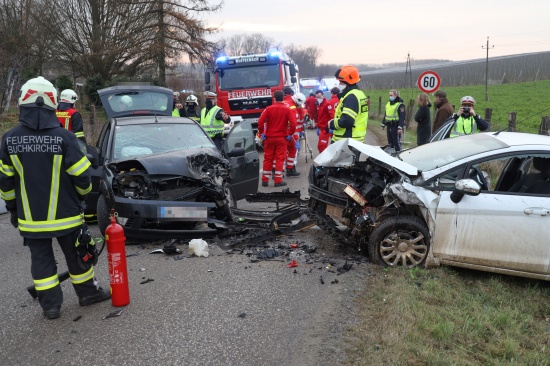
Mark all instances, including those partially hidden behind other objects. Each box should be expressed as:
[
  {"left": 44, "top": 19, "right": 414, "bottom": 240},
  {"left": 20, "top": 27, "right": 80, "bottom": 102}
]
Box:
[{"left": 105, "top": 209, "right": 130, "bottom": 306}]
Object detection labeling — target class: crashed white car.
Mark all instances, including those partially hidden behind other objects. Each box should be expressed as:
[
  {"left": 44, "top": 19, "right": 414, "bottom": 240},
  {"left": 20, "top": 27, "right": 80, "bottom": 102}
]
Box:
[{"left": 308, "top": 133, "right": 550, "bottom": 281}]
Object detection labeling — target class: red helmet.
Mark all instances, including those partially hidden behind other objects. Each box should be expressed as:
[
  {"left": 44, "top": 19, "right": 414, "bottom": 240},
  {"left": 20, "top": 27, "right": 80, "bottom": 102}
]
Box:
[{"left": 335, "top": 65, "right": 360, "bottom": 84}]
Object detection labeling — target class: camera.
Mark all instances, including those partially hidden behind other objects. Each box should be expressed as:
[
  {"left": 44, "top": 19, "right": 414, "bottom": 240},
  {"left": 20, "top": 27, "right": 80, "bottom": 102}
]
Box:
[{"left": 462, "top": 106, "right": 471, "bottom": 114}]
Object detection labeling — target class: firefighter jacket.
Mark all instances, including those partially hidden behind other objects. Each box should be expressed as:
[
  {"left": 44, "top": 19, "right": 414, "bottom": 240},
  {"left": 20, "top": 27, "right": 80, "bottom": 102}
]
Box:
[
  {"left": 449, "top": 113, "right": 489, "bottom": 138},
  {"left": 56, "top": 102, "right": 86, "bottom": 142},
  {"left": 200, "top": 106, "right": 226, "bottom": 138},
  {"left": 330, "top": 85, "right": 368, "bottom": 142},
  {"left": 383, "top": 98, "right": 406, "bottom": 127},
  {"left": 0, "top": 107, "right": 92, "bottom": 238},
  {"left": 186, "top": 107, "right": 201, "bottom": 122},
  {"left": 316, "top": 98, "right": 333, "bottom": 130},
  {"left": 258, "top": 102, "right": 296, "bottom": 138}
]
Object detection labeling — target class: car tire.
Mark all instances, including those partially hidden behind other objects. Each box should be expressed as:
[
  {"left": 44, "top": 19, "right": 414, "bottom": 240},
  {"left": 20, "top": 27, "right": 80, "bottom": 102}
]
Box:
[
  {"left": 367, "top": 215, "right": 430, "bottom": 268},
  {"left": 221, "top": 183, "right": 236, "bottom": 222},
  {"left": 97, "top": 194, "right": 110, "bottom": 237}
]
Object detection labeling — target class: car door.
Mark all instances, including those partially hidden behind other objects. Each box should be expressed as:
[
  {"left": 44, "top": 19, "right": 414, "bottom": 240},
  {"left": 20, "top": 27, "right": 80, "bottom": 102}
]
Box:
[
  {"left": 432, "top": 153, "right": 550, "bottom": 276},
  {"left": 222, "top": 120, "right": 259, "bottom": 200}
]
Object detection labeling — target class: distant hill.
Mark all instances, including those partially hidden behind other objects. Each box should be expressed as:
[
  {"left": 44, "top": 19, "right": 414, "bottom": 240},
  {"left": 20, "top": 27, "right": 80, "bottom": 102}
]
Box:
[{"left": 356, "top": 51, "right": 550, "bottom": 90}]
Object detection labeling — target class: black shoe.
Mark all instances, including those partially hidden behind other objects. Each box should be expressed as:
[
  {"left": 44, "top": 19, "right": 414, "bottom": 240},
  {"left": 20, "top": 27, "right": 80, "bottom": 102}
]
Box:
[
  {"left": 261, "top": 181, "right": 268, "bottom": 187},
  {"left": 79, "top": 287, "right": 111, "bottom": 306},
  {"left": 43, "top": 306, "right": 60, "bottom": 320},
  {"left": 286, "top": 168, "right": 301, "bottom": 177},
  {"left": 274, "top": 181, "right": 287, "bottom": 187}
]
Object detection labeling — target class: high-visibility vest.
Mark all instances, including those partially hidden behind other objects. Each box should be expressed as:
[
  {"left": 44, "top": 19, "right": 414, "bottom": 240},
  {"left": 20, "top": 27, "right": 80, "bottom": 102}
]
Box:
[
  {"left": 450, "top": 116, "right": 477, "bottom": 138},
  {"left": 384, "top": 102, "right": 402, "bottom": 123},
  {"left": 56, "top": 108, "right": 84, "bottom": 139},
  {"left": 200, "top": 106, "right": 225, "bottom": 138},
  {"left": 332, "top": 89, "right": 368, "bottom": 142},
  {"left": 172, "top": 108, "right": 180, "bottom": 117}
]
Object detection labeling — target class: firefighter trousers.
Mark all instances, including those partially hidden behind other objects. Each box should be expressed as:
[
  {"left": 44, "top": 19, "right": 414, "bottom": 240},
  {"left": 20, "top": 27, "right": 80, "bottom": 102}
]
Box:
[
  {"left": 262, "top": 137, "right": 287, "bottom": 184},
  {"left": 25, "top": 229, "right": 99, "bottom": 311}
]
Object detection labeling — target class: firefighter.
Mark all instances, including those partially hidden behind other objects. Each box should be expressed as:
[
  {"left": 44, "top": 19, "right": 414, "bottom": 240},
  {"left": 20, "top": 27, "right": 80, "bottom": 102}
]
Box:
[
  {"left": 329, "top": 65, "right": 368, "bottom": 143},
  {"left": 381, "top": 89, "right": 406, "bottom": 152},
  {"left": 315, "top": 89, "right": 336, "bottom": 153},
  {"left": 185, "top": 94, "right": 201, "bottom": 121},
  {"left": 449, "top": 96, "right": 489, "bottom": 137},
  {"left": 0, "top": 76, "right": 110, "bottom": 320},
  {"left": 56, "top": 89, "right": 86, "bottom": 142},
  {"left": 285, "top": 92, "right": 306, "bottom": 177},
  {"left": 258, "top": 90, "right": 296, "bottom": 187},
  {"left": 200, "top": 91, "right": 231, "bottom": 150}
]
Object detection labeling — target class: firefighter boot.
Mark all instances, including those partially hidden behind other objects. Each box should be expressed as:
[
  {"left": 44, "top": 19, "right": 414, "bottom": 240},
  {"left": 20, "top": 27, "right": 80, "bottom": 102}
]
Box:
[
  {"left": 43, "top": 306, "right": 61, "bottom": 320},
  {"left": 286, "top": 167, "right": 301, "bottom": 177},
  {"left": 79, "top": 287, "right": 111, "bottom": 306}
]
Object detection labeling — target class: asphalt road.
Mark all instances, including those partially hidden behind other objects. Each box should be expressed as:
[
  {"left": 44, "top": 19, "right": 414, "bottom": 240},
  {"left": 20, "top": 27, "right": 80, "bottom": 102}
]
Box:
[{"left": 0, "top": 130, "right": 380, "bottom": 366}]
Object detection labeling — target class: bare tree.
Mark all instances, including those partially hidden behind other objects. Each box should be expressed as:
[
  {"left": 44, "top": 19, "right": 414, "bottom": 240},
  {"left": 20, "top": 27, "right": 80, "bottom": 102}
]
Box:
[
  {"left": 285, "top": 44, "right": 322, "bottom": 78},
  {"left": 219, "top": 33, "right": 277, "bottom": 56}
]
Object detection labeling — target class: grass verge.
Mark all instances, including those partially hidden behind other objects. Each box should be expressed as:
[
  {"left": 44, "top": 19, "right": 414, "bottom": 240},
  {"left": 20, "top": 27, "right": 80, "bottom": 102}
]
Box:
[{"left": 346, "top": 265, "right": 550, "bottom": 366}]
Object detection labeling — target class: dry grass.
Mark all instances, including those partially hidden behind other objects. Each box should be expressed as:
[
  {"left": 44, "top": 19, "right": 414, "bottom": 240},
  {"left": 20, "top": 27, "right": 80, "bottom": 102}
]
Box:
[{"left": 346, "top": 265, "right": 550, "bottom": 366}]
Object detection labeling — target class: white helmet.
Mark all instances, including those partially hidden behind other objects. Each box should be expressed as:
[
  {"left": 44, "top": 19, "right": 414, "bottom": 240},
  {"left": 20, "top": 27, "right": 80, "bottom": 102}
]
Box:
[
  {"left": 120, "top": 95, "right": 133, "bottom": 108},
  {"left": 186, "top": 95, "right": 198, "bottom": 105},
  {"left": 292, "top": 92, "right": 306, "bottom": 106},
  {"left": 19, "top": 76, "right": 58, "bottom": 110},
  {"left": 60, "top": 89, "right": 78, "bottom": 103},
  {"left": 460, "top": 96, "right": 476, "bottom": 105},
  {"left": 204, "top": 91, "right": 217, "bottom": 98}
]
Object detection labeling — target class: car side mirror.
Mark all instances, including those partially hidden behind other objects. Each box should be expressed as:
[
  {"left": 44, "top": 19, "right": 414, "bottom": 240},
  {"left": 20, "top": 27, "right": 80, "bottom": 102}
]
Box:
[
  {"left": 450, "top": 178, "right": 481, "bottom": 203},
  {"left": 227, "top": 147, "right": 245, "bottom": 157}
]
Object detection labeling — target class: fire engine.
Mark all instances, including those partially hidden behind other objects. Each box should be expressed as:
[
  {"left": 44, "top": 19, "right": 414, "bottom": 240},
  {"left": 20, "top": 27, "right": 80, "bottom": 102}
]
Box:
[{"left": 205, "top": 50, "right": 300, "bottom": 134}]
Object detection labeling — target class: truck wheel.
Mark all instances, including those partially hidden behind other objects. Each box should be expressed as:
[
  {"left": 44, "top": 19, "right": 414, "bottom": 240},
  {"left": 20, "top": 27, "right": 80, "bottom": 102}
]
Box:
[
  {"left": 97, "top": 194, "right": 110, "bottom": 237},
  {"left": 367, "top": 216, "right": 430, "bottom": 268}
]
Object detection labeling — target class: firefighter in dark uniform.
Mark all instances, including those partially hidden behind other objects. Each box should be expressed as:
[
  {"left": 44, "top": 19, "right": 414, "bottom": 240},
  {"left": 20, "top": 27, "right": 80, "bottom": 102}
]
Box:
[
  {"left": 381, "top": 89, "right": 406, "bottom": 152},
  {"left": 0, "top": 77, "right": 110, "bottom": 320},
  {"left": 56, "top": 89, "right": 86, "bottom": 142},
  {"left": 329, "top": 65, "right": 368, "bottom": 143},
  {"left": 185, "top": 94, "right": 201, "bottom": 121},
  {"left": 200, "top": 92, "right": 231, "bottom": 150}
]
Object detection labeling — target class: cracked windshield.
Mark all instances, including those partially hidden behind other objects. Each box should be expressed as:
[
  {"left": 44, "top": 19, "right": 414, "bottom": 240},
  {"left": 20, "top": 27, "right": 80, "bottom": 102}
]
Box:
[{"left": 113, "top": 123, "right": 215, "bottom": 159}]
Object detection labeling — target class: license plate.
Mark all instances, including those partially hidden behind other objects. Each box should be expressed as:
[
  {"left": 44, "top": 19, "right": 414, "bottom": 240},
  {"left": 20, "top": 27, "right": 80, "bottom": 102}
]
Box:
[{"left": 158, "top": 207, "right": 207, "bottom": 220}]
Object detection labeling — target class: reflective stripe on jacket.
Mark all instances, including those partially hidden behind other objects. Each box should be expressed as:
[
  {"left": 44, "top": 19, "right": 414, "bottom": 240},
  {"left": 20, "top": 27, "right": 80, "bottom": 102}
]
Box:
[{"left": 200, "top": 106, "right": 225, "bottom": 137}]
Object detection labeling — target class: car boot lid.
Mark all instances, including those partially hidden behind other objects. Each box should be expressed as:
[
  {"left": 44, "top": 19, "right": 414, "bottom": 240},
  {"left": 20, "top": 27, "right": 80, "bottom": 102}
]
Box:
[{"left": 314, "top": 139, "right": 418, "bottom": 176}]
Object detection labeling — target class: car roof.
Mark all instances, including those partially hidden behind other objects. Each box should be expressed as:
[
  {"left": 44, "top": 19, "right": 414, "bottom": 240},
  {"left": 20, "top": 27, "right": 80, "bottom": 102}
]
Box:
[
  {"left": 113, "top": 115, "right": 199, "bottom": 126},
  {"left": 485, "top": 131, "right": 550, "bottom": 147}
]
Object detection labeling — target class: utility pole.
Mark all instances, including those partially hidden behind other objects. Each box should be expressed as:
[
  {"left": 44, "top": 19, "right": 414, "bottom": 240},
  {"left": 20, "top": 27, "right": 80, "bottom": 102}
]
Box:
[
  {"left": 404, "top": 52, "right": 413, "bottom": 97},
  {"left": 482, "top": 37, "right": 494, "bottom": 101}
]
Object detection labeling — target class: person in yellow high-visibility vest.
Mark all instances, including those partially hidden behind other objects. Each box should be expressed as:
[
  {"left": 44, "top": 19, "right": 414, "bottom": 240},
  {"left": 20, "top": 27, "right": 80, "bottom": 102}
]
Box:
[
  {"left": 449, "top": 96, "right": 489, "bottom": 138},
  {"left": 329, "top": 65, "right": 368, "bottom": 144},
  {"left": 200, "top": 92, "right": 231, "bottom": 150}
]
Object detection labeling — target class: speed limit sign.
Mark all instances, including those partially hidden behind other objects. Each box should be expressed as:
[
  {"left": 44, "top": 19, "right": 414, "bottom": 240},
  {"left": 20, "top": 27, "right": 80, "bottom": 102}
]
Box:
[{"left": 417, "top": 70, "right": 441, "bottom": 94}]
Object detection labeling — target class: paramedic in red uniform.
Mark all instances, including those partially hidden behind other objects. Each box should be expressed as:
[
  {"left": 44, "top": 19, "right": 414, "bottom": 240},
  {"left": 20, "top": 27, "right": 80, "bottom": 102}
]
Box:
[{"left": 315, "top": 89, "right": 335, "bottom": 153}]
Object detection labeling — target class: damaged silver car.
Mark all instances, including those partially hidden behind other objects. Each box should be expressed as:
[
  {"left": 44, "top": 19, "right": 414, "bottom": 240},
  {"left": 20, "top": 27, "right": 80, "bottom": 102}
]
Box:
[
  {"left": 86, "top": 85, "right": 259, "bottom": 239},
  {"left": 309, "top": 134, "right": 550, "bottom": 281}
]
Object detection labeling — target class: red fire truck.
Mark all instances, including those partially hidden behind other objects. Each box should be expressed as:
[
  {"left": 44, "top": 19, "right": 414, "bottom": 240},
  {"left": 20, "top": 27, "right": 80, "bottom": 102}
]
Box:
[{"left": 205, "top": 50, "right": 300, "bottom": 134}]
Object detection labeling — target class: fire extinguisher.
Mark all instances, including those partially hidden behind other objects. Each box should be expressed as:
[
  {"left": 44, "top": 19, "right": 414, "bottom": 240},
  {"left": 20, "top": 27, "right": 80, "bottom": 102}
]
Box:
[{"left": 106, "top": 209, "right": 130, "bottom": 306}]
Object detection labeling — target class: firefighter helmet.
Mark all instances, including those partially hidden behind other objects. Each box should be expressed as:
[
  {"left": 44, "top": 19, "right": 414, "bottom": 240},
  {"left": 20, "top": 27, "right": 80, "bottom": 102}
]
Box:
[
  {"left": 204, "top": 91, "right": 217, "bottom": 98},
  {"left": 335, "top": 65, "right": 361, "bottom": 84},
  {"left": 460, "top": 96, "right": 476, "bottom": 105},
  {"left": 60, "top": 89, "right": 78, "bottom": 103},
  {"left": 19, "top": 76, "right": 58, "bottom": 110},
  {"left": 292, "top": 92, "right": 306, "bottom": 106},
  {"left": 186, "top": 95, "right": 199, "bottom": 105}
]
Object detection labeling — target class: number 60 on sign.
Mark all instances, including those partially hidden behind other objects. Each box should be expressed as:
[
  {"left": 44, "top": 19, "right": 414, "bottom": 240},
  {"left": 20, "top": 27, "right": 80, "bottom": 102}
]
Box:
[{"left": 417, "top": 70, "right": 441, "bottom": 94}]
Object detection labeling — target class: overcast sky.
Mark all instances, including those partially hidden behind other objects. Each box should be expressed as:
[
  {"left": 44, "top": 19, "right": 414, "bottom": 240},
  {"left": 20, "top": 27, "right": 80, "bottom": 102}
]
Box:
[{"left": 206, "top": 0, "right": 550, "bottom": 65}]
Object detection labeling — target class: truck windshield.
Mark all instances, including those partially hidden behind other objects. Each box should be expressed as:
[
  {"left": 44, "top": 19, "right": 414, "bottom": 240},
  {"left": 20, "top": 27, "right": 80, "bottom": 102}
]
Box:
[{"left": 218, "top": 64, "right": 280, "bottom": 90}]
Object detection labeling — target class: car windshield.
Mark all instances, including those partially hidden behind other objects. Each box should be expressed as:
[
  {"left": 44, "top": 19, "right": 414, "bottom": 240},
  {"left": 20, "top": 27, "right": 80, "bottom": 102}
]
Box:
[
  {"left": 218, "top": 64, "right": 280, "bottom": 90},
  {"left": 398, "top": 134, "right": 509, "bottom": 171},
  {"left": 112, "top": 123, "right": 215, "bottom": 160}
]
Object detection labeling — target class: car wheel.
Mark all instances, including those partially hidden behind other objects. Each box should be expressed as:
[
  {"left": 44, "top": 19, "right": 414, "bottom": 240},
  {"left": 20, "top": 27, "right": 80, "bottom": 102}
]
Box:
[
  {"left": 97, "top": 194, "right": 110, "bottom": 237},
  {"left": 221, "top": 183, "right": 236, "bottom": 222},
  {"left": 367, "top": 216, "right": 430, "bottom": 268}
]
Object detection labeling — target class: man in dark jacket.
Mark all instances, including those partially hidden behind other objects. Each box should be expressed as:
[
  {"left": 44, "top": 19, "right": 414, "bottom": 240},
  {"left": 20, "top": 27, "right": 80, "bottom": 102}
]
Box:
[
  {"left": 0, "top": 76, "right": 110, "bottom": 320},
  {"left": 432, "top": 89, "right": 454, "bottom": 134}
]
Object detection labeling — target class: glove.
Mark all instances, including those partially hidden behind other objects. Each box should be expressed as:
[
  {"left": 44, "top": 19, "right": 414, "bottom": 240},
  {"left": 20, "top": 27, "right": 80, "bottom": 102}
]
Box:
[
  {"left": 10, "top": 211, "right": 18, "bottom": 228},
  {"left": 261, "top": 133, "right": 266, "bottom": 141},
  {"left": 75, "top": 223, "right": 99, "bottom": 270},
  {"left": 286, "top": 135, "right": 292, "bottom": 141},
  {"left": 295, "top": 140, "right": 301, "bottom": 151},
  {"left": 316, "top": 128, "right": 320, "bottom": 136},
  {"left": 381, "top": 122, "right": 386, "bottom": 129},
  {"left": 328, "top": 119, "right": 334, "bottom": 130},
  {"left": 324, "top": 127, "right": 330, "bottom": 133},
  {"left": 299, "top": 132, "right": 304, "bottom": 138},
  {"left": 329, "top": 129, "right": 334, "bottom": 134}
]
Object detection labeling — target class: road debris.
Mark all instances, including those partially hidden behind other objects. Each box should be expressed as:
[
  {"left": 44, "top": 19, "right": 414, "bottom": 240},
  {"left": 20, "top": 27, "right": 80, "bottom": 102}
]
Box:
[
  {"left": 103, "top": 310, "right": 123, "bottom": 320},
  {"left": 73, "top": 315, "right": 82, "bottom": 322},
  {"left": 140, "top": 278, "right": 154, "bottom": 284},
  {"left": 189, "top": 239, "right": 209, "bottom": 257}
]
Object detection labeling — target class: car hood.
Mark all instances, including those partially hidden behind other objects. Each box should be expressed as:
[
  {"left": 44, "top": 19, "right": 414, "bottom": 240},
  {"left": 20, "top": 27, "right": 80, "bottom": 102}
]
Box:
[
  {"left": 314, "top": 139, "right": 419, "bottom": 176},
  {"left": 110, "top": 148, "right": 228, "bottom": 180}
]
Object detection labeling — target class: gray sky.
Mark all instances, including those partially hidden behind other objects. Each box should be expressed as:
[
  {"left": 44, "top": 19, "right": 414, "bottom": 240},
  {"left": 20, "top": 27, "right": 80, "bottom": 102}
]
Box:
[{"left": 206, "top": 0, "right": 550, "bottom": 65}]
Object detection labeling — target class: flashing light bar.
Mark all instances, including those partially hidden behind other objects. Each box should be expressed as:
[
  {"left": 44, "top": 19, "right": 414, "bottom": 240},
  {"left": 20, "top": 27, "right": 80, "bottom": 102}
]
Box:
[{"left": 216, "top": 56, "right": 228, "bottom": 63}]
